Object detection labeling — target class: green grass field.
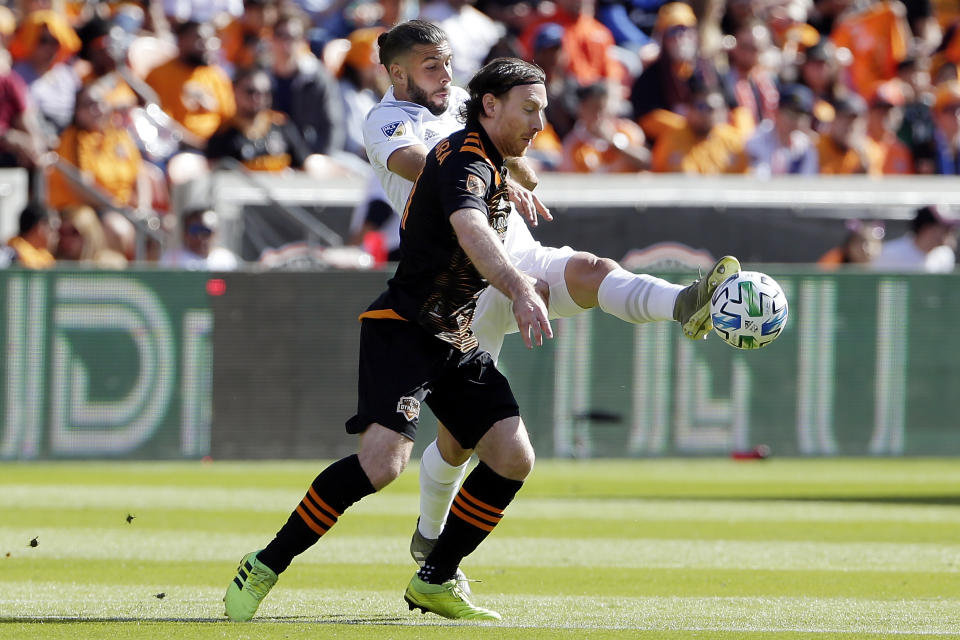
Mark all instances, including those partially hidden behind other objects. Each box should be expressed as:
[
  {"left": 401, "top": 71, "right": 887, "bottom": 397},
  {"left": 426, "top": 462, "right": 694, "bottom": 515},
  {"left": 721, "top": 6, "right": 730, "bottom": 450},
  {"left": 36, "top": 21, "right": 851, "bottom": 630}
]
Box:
[{"left": 2, "top": 458, "right": 959, "bottom": 639}]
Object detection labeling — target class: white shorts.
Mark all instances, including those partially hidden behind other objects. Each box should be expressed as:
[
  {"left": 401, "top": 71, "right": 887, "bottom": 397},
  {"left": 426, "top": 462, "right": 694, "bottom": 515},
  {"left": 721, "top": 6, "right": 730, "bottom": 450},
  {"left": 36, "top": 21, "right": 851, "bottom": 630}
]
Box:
[{"left": 473, "top": 210, "right": 578, "bottom": 362}]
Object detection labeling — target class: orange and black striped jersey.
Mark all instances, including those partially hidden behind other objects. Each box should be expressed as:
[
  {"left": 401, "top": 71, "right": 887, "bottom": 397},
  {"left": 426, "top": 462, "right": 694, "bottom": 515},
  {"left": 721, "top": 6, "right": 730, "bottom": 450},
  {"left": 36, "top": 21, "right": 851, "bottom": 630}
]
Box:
[{"left": 360, "top": 123, "right": 510, "bottom": 352}]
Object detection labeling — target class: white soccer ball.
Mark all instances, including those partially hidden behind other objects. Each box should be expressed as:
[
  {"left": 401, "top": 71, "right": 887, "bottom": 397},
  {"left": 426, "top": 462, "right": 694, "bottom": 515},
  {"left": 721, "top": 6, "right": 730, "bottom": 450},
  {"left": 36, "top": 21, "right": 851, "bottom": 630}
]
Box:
[{"left": 710, "top": 271, "right": 788, "bottom": 349}]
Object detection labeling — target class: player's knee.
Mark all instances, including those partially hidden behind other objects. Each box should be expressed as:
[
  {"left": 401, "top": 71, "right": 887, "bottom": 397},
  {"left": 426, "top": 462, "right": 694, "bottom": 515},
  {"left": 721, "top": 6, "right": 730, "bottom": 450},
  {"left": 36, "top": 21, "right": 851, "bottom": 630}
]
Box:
[
  {"left": 477, "top": 418, "right": 535, "bottom": 480},
  {"left": 564, "top": 253, "right": 617, "bottom": 309},
  {"left": 360, "top": 452, "right": 407, "bottom": 489},
  {"left": 358, "top": 425, "right": 412, "bottom": 489}
]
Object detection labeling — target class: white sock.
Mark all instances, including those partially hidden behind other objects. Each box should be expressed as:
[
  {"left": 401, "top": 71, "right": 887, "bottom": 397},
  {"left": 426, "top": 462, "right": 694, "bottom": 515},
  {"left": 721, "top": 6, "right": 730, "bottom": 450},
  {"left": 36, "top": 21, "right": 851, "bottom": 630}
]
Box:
[
  {"left": 418, "top": 440, "right": 469, "bottom": 539},
  {"left": 598, "top": 268, "right": 684, "bottom": 324}
]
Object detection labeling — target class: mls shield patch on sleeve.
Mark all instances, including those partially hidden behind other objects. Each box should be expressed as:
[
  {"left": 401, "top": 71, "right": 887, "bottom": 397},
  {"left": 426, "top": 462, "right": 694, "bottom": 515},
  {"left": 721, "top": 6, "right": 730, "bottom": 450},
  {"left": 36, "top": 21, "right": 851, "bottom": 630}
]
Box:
[{"left": 381, "top": 121, "right": 406, "bottom": 139}]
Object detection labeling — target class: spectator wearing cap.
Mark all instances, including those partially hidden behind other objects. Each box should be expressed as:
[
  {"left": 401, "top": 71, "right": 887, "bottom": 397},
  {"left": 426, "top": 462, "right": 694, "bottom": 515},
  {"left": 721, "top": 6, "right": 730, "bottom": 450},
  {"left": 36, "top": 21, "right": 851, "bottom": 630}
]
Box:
[
  {"left": 10, "top": 10, "right": 82, "bottom": 134},
  {"left": 649, "top": 81, "right": 749, "bottom": 174},
  {"left": 75, "top": 16, "right": 137, "bottom": 109},
  {"left": 532, "top": 22, "right": 578, "bottom": 141},
  {"left": 419, "top": 0, "right": 503, "bottom": 85},
  {"left": 336, "top": 26, "right": 388, "bottom": 159},
  {"left": 7, "top": 201, "right": 57, "bottom": 269},
  {"left": 872, "top": 204, "right": 957, "bottom": 272},
  {"left": 561, "top": 82, "right": 649, "bottom": 172},
  {"left": 930, "top": 81, "right": 960, "bottom": 174},
  {"left": 895, "top": 52, "right": 937, "bottom": 173},
  {"left": 268, "top": 6, "right": 344, "bottom": 156},
  {"left": 817, "top": 92, "right": 884, "bottom": 174},
  {"left": 796, "top": 38, "right": 847, "bottom": 131},
  {"left": 145, "top": 20, "right": 236, "bottom": 149},
  {"left": 866, "top": 79, "right": 914, "bottom": 173},
  {"left": 631, "top": 2, "right": 719, "bottom": 125},
  {"left": 160, "top": 207, "right": 239, "bottom": 270},
  {"left": 745, "top": 83, "right": 819, "bottom": 176},
  {"left": 519, "top": 0, "right": 625, "bottom": 88},
  {"left": 831, "top": 0, "right": 911, "bottom": 99}
]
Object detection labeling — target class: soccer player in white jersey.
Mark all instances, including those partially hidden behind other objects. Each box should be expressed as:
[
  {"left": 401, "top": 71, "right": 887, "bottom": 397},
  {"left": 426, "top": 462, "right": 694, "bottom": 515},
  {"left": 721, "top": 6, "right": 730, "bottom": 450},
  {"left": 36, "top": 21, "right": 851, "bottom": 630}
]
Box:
[{"left": 362, "top": 20, "right": 740, "bottom": 587}]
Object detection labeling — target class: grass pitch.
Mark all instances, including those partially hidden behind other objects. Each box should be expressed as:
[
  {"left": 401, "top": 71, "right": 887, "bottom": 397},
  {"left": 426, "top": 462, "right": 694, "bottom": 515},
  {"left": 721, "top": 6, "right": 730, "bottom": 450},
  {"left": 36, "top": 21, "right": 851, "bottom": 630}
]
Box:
[{"left": 1, "top": 458, "right": 959, "bottom": 639}]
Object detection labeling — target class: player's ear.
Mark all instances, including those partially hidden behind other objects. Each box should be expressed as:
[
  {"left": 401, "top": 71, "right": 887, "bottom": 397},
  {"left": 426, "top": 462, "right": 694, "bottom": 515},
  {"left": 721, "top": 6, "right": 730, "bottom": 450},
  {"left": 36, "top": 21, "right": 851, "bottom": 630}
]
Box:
[
  {"left": 389, "top": 62, "right": 405, "bottom": 84},
  {"left": 481, "top": 92, "right": 497, "bottom": 119}
]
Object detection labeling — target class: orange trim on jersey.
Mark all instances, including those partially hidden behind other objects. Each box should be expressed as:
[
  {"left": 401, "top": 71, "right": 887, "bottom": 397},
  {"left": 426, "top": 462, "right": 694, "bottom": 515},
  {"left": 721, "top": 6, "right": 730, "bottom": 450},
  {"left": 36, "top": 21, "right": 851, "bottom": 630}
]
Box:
[
  {"left": 450, "top": 504, "right": 496, "bottom": 531},
  {"left": 295, "top": 504, "right": 329, "bottom": 535},
  {"left": 459, "top": 487, "right": 504, "bottom": 516},
  {"left": 358, "top": 309, "right": 406, "bottom": 321}
]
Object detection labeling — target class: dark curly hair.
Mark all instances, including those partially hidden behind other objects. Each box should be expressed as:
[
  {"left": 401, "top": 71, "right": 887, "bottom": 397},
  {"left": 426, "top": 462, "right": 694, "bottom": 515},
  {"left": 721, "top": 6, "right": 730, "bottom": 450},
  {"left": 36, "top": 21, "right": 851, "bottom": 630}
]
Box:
[{"left": 459, "top": 57, "right": 546, "bottom": 124}]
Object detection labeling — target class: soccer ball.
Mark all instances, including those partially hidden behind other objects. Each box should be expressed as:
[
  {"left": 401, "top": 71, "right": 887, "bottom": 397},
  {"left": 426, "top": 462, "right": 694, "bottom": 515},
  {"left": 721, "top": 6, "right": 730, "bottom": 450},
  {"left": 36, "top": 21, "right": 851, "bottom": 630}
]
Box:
[{"left": 710, "top": 271, "right": 788, "bottom": 349}]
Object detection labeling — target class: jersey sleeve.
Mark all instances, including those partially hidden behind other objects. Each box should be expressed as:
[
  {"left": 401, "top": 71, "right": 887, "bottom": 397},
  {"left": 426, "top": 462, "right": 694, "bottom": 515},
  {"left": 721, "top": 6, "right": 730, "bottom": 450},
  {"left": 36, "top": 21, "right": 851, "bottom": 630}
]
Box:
[
  {"left": 437, "top": 153, "right": 497, "bottom": 218},
  {"left": 363, "top": 106, "right": 423, "bottom": 171}
]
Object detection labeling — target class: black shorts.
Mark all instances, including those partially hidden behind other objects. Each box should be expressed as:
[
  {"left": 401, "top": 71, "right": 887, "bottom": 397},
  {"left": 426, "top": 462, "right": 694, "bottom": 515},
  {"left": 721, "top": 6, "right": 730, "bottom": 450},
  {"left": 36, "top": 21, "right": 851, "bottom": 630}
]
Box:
[{"left": 345, "top": 319, "right": 519, "bottom": 450}]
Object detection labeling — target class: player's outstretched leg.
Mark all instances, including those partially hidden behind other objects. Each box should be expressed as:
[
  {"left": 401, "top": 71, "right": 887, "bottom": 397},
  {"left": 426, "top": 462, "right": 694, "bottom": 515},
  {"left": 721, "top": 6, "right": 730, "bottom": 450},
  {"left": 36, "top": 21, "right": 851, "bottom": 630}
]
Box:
[
  {"left": 673, "top": 255, "right": 741, "bottom": 340},
  {"left": 404, "top": 574, "right": 500, "bottom": 620},
  {"left": 224, "top": 551, "right": 278, "bottom": 622}
]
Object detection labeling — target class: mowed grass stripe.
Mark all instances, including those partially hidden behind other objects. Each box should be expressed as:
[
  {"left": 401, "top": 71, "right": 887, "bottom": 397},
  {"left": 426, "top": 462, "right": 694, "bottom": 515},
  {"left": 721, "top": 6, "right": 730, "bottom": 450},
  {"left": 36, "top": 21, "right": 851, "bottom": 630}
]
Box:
[
  {"left": 3, "top": 582, "right": 959, "bottom": 635},
  {"left": 4, "top": 459, "right": 960, "bottom": 499},
  {"left": 6, "top": 504, "right": 960, "bottom": 544},
  {"left": 4, "top": 558, "right": 955, "bottom": 600},
  {"left": 2, "top": 526, "right": 959, "bottom": 572},
  {"left": 6, "top": 484, "right": 960, "bottom": 524}
]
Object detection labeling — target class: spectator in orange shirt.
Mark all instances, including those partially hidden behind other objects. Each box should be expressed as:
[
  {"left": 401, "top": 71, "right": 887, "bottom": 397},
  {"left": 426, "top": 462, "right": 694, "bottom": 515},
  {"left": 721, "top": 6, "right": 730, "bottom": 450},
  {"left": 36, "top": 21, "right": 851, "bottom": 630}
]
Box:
[
  {"left": 831, "top": 0, "right": 911, "bottom": 98},
  {"left": 817, "top": 93, "right": 884, "bottom": 173},
  {"left": 519, "top": 0, "right": 625, "bottom": 88},
  {"left": 6, "top": 201, "right": 57, "bottom": 268},
  {"left": 561, "top": 82, "right": 649, "bottom": 172},
  {"left": 866, "top": 80, "right": 914, "bottom": 173},
  {"left": 219, "top": 0, "right": 278, "bottom": 71},
  {"left": 47, "top": 82, "right": 144, "bottom": 210},
  {"left": 145, "top": 20, "right": 235, "bottom": 149},
  {"left": 532, "top": 23, "right": 578, "bottom": 140},
  {"left": 650, "top": 82, "right": 749, "bottom": 174},
  {"left": 818, "top": 219, "right": 884, "bottom": 267}
]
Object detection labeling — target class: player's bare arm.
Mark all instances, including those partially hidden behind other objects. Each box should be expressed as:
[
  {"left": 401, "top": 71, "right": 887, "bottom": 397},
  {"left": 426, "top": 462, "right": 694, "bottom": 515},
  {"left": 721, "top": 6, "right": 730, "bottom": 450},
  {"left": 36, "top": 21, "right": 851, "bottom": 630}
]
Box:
[
  {"left": 450, "top": 207, "right": 552, "bottom": 348},
  {"left": 387, "top": 143, "right": 429, "bottom": 182}
]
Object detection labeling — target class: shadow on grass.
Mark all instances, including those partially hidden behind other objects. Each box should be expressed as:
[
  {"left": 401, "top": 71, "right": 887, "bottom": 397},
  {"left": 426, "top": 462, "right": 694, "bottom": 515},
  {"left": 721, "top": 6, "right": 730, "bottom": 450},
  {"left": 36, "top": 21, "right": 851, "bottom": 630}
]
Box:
[
  {"left": 0, "top": 615, "right": 415, "bottom": 625},
  {"left": 578, "top": 495, "right": 960, "bottom": 506}
]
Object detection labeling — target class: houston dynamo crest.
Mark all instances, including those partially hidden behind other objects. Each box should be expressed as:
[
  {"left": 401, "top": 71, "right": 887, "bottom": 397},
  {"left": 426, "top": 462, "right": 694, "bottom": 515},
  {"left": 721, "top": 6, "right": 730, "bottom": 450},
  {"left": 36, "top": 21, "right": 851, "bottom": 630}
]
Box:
[{"left": 397, "top": 396, "right": 421, "bottom": 421}]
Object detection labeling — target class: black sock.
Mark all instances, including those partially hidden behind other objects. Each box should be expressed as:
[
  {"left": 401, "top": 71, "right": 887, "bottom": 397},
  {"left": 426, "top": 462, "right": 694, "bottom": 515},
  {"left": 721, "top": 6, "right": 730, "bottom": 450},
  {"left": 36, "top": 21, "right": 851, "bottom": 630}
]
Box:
[
  {"left": 418, "top": 462, "right": 523, "bottom": 584},
  {"left": 257, "top": 454, "right": 375, "bottom": 574}
]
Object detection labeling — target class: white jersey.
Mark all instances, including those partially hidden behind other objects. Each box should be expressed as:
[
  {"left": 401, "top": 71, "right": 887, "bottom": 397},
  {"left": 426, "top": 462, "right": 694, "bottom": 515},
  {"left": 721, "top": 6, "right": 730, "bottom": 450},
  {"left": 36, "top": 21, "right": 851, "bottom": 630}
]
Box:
[
  {"left": 363, "top": 85, "right": 470, "bottom": 216},
  {"left": 363, "top": 83, "right": 577, "bottom": 360}
]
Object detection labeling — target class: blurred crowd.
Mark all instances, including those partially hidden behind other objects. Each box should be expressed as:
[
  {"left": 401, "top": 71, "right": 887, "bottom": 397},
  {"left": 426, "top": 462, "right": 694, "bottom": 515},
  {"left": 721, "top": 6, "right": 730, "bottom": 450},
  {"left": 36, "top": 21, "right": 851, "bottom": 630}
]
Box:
[{"left": 0, "top": 0, "right": 958, "bottom": 271}]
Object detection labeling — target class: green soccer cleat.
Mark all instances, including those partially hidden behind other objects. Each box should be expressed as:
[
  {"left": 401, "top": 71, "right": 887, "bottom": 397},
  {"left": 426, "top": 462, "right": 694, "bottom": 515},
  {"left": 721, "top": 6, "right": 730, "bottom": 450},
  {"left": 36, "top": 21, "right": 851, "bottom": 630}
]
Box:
[
  {"left": 223, "top": 550, "right": 278, "bottom": 621},
  {"left": 404, "top": 574, "right": 501, "bottom": 620},
  {"left": 410, "top": 522, "right": 472, "bottom": 596},
  {"left": 673, "top": 255, "right": 741, "bottom": 341}
]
